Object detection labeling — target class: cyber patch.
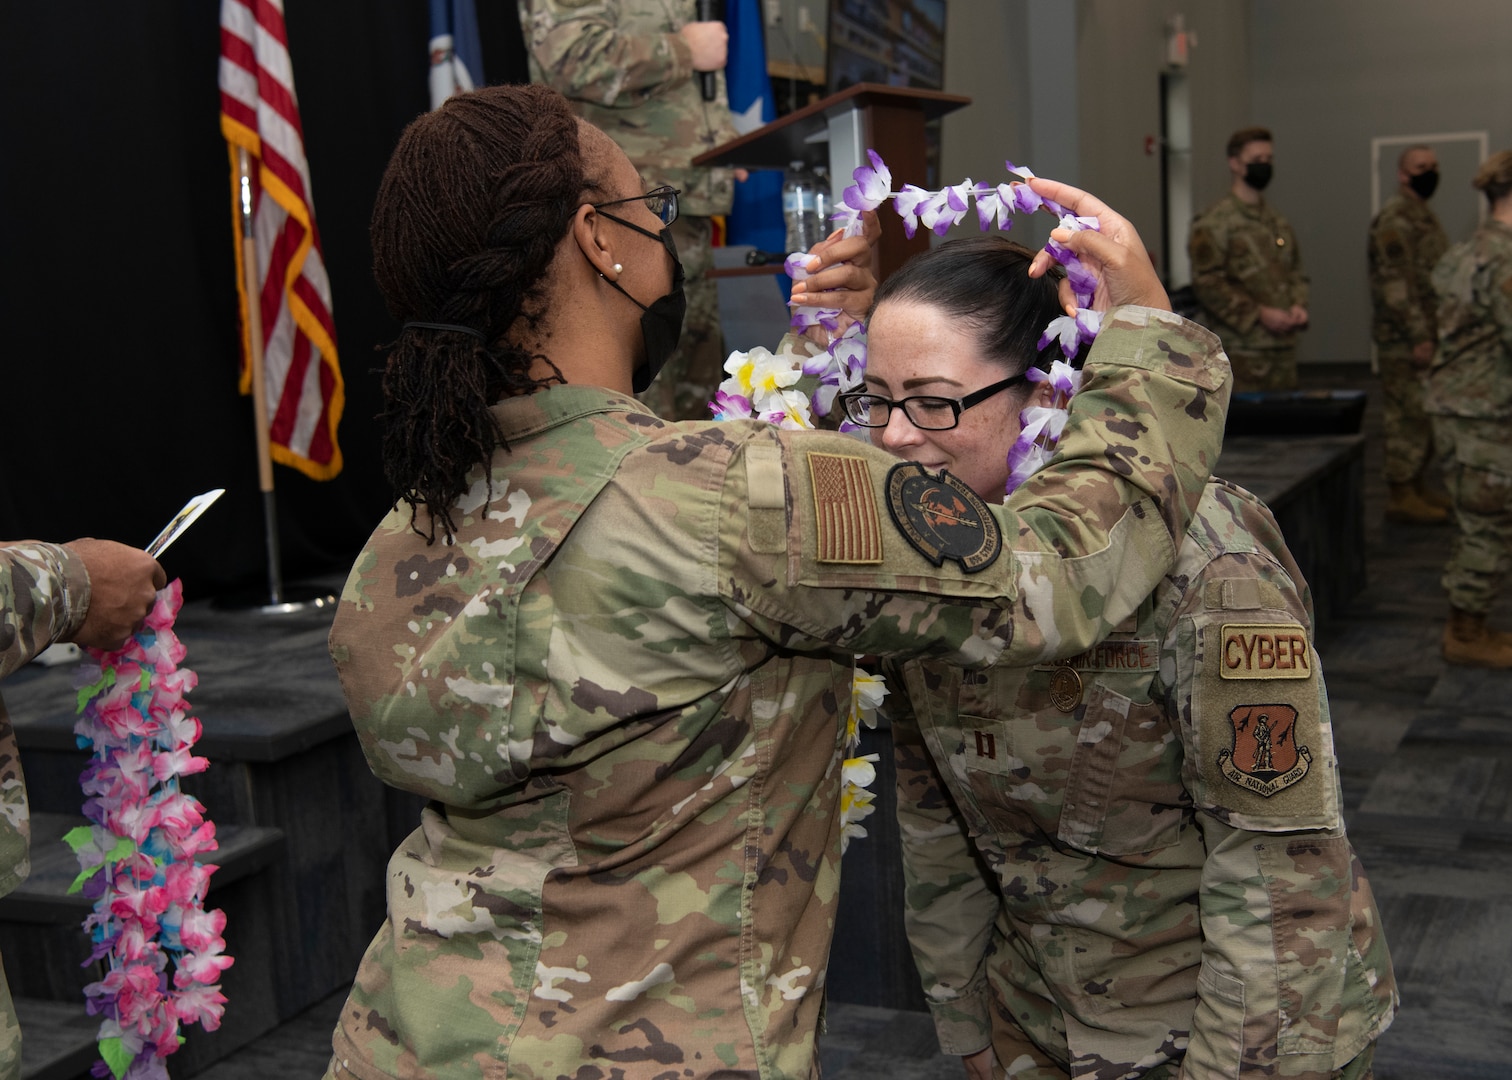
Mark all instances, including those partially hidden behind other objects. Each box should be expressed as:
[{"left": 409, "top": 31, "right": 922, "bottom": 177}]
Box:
[
  {"left": 884, "top": 462, "right": 1001, "bottom": 572},
  {"left": 1218, "top": 623, "right": 1311, "bottom": 679},
  {"left": 1217, "top": 703, "right": 1311, "bottom": 797},
  {"left": 806, "top": 452, "right": 883, "bottom": 563}
]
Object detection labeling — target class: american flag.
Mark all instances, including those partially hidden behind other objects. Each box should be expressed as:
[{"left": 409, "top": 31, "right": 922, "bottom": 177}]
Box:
[{"left": 218, "top": 0, "right": 343, "bottom": 479}]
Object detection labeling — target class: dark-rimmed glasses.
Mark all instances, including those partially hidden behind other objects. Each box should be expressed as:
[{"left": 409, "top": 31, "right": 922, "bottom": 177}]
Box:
[
  {"left": 837, "top": 374, "right": 1029, "bottom": 431},
  {"left": 589, "top": 185, "right": 681, "bottom": 226}
]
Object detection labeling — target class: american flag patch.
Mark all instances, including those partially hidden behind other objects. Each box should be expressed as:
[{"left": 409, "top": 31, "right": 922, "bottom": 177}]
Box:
[{"left": 807, "top": 452, "right": 883, "bottom": 563}]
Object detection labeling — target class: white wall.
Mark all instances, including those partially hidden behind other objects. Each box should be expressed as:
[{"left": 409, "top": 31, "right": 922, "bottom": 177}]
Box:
[
  {"left": 1250, "top": 1, "right": 1512, "bottom": 363},
  {"left": 1075, "top": 1, "right": 1253, "bottom": 279}
]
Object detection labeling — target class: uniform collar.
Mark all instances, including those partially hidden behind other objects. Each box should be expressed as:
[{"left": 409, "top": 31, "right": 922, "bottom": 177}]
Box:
[{"left": 489, "top": 383, "right": 656, "bottom": 442}]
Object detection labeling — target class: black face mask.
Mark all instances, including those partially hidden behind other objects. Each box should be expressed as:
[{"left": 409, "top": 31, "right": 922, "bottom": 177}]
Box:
[
  {"left": 1408, "top": 169, "right": 1440, "bottom": 200},
  {"left": 595, "top": 212, "right": 686, "bottom": 394},
  {"left": 1243, "top": 161, "right": 1273, "bottom": 191}
]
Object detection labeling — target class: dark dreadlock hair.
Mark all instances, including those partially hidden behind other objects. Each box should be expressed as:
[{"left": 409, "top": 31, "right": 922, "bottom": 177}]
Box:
[
  {"left": 870, "top": 235, "right": 1075, "bottom": 378},
  {"left": 370, "top": 84, "right": 601, "bottom": 543}
]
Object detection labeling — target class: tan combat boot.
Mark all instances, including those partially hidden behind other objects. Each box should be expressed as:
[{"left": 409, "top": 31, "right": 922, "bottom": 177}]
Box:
[
  {"left": 1442, "top": 608, "right": 1512, "bottom": 667},
  {"left": 1386, "top": 483, "right": 1448, "bottom": 524}
]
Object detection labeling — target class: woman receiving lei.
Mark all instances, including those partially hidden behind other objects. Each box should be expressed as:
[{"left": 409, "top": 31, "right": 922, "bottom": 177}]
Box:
[{"left": 849, "top": 234, "right": 1397, "bottom": 1079}]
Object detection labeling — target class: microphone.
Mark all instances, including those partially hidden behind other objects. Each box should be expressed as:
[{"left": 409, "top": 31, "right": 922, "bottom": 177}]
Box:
[{"left": 696, "top": 0, "right": 720, "bottom": 102}]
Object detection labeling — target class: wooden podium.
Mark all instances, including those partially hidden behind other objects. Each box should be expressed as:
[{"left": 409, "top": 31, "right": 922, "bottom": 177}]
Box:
[{"left": 693, "top": 83, "right": 970, "bottom": 282}]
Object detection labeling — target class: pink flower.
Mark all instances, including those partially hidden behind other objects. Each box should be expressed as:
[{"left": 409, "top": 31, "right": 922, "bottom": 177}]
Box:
[
  {"left": 139, "top": 626, "right": 187, "bottom": 674},
  {"left": 156, "top": 709, "right": 201, "bottom": 750},
  {"left": 152, "top": 745, "right": 209, "bottom": 782},
  {"left": 104, "top": 801, "right": 163, "bottom": 846},
  {"left": 109, "top": 879, "right": 170, "bottom": 928},
  {"left": 175, "top": 905, "right": 227, "bottom": 953},
  {"left": 143, "top": 580, "right": 183, "bottom": 632},
  {"left": 88, "top": 960, "right": 167, "bottom": 1035},
  {"left": 162, "top": 859, "right": 214, "bottom": 908},
  {"left": 169, "top": 982, "right": 228, "bottom": 1032},
  {"left": 111, "top": 743, "right": 159, "bottom": 799},
  {"left": 175, "top": 941, "right": 234, "bottom": 985}
]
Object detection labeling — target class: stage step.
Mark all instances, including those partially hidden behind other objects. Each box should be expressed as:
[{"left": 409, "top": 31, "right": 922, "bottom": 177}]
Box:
[
  {"left": 0, "top": 813, "right": 284, "bottom": 924},
  {"left": 15, "top": 998, "right": 95, "bottom": 1080}
]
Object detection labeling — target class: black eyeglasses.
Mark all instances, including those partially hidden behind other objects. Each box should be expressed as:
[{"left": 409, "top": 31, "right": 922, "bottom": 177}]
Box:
[
  {"left": 589, "top": 185, "right": 681, "bottom": 226},
  {"left": 837, "top": 374, "right": 1029, "bottom": 431}
]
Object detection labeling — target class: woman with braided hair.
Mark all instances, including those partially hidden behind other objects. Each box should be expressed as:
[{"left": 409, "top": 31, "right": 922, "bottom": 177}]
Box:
[{"left": 327, "top": 83, "right": 1232, "bottom": 1079}]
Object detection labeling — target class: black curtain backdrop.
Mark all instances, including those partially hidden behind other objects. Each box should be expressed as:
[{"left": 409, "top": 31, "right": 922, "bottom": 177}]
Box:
[{"left": 0, "top": 3, "right": 527, "bottom": 596}]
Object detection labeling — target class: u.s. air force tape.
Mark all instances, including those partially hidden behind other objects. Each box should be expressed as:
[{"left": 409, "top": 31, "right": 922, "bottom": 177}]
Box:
[{"left": 884, "top": 462, "right": 1001, "bottom": 572}]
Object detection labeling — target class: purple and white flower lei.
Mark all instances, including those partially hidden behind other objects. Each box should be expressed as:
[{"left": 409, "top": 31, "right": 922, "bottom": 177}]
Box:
[
  {"left": 69, "top": 579, "right": 232, "bottom": 1080},
  {"left": 714, "top": 150, "right": 1104, "bottom": 499}
]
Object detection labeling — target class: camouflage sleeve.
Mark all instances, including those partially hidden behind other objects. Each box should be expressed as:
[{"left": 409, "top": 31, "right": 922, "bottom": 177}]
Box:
[
  {"left": 721, "top": 308, "right": 1228, "bottom": 668},
  {"left": 1286, "top": 221, "right": 1309, "bottom": 309},
  {"left": 889, "top": 666, "right": 995, "bottom": 1056},
  {"left": 1491, "top": 250, "right": 1512, "bottom": 360},
  {"left": 0, "top": 542, "right": 90, "bottom": 680},
  {"left": 1189, "top": 216, "right": 1260, "bottom": 335},
  {"left": 1369, "top": 212, "right": 1431, "bottom": 345},
  {"left": 1169, "top": 552, "right": 1388, "bottom": 1077},
  {"left": 520, "top": 0, "right": 695, "bottom": 108}
]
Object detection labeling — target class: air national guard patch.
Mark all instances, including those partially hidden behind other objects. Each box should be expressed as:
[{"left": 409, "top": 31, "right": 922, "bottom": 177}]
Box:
[
  {"left": 1217, "top": 704, "right": 1311, "bottom": 797},
  {"left": 884, "top": 463, "right": 1001, "bottom": 572}
]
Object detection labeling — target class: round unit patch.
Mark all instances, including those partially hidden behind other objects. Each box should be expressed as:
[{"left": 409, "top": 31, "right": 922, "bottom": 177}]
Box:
[{"left": 884, "top": 463, "right": 1002, "bottom": 572}]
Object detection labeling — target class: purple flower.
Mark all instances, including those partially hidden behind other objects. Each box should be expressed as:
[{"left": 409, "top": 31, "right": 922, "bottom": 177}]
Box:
[
  {"left": 893, "top": 184, "right": 932, "bottom": 239},
  {"left": 973, "top": 183, "right": 1014, "bottom": 231},
  {"left": 1025, "top": 361, "right": 1083, "bottom": 401},
  {"left": 920, "top": 187, "right": 970, "bottom": 237},
  {"left": 1037, "top": 308, "right": 1103, "bottom": 359},
  {"left": 710, "top": 388, "right": 751, "bottom": 421},
  {"left": 828, "top": 321, "right": 868, "bottom": 383},
  {"left": 1065, "top": 259, "right": 1099, "bottom": 306},
  {"left": 1006, "top": 181, "right": 1044, "bottom": 216},
  {"left": 845, "top": 149, "right": 892, "bottom": 211},
  {"left": 789, "top": 305, "right": 842, "bottom": 333},
  {"left": 830, "top": 203, "right": 864, "bottom": 237}
]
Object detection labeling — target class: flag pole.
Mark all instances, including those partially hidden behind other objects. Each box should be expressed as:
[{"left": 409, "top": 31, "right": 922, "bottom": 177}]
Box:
[{"left": 235, "top": 147, "right": 285, "bottom": 606}]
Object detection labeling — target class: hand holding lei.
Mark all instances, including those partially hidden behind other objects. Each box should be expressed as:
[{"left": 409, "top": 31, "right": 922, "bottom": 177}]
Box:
[{"left": 68, "top": 579, "right": 231, "bottom": 1079}]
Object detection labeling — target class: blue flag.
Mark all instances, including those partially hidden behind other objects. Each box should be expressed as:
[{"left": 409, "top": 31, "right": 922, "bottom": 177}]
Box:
[
  {"left": 428, "top": 0, "right": 484, "bottom": 110},
  {"left": 723, "top": 0, "right": 785, "bottom": 256}
]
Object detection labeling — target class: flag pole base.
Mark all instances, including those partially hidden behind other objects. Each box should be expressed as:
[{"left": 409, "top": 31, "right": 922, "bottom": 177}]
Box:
[{"left": 211, "top": 584, "right": 338, "bottom": 615}]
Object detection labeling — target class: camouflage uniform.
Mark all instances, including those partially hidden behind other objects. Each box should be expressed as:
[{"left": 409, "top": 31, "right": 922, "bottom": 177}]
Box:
[
  {"left": 1190, "top": 194, "right": 1309, "bottom": 392},
  {"left": 0, "top": 543, "right": 92, "bottom": 1080},
  {"left": 891, "top": 480, "right": 1396, "bottom": 1080},
  {"left": 1369, "top": 192, "right": 1449, "bottom": 484},
  {"left": 1425, "top": 220, "right": 1512, "bottom": 614},
  {"left": 520, "top": 0, "right": 738, "bottom": 421},
  {"left": 323, "top": 309, "right": 1229, "bottom": 1080}
]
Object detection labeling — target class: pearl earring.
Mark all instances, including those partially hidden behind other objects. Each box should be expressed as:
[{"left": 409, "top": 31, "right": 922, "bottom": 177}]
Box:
[{"left": 613, "top": 263, "right": 624, "bottom": 273}]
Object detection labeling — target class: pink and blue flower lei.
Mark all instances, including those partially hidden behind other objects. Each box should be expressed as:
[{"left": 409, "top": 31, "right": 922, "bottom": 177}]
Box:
[
  {"left": 68, "top": 579, "right": 232, "bottom": 1080},
  {"left": 717, "top": 149, "right": 1106, "bottom": 500}
]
